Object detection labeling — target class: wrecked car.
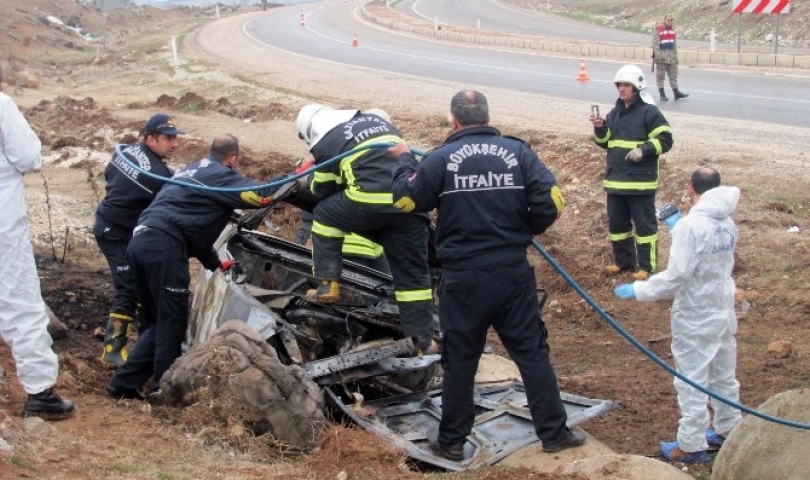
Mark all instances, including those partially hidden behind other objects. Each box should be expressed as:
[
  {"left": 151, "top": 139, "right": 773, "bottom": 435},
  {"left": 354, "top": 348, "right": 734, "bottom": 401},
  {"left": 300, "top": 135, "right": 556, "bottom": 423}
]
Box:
[{"left": 186, "top": 209, "right": 616, "bottom": 470}]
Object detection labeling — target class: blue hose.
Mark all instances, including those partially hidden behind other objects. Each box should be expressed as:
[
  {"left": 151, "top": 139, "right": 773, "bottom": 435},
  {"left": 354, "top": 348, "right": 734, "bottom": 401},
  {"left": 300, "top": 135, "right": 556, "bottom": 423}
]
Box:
[
  {"left": 532, "top": 239, "right": 810, "bottom": 430},
  {"left": 112, "top": 141, "right": 419, "bottom": 193}
]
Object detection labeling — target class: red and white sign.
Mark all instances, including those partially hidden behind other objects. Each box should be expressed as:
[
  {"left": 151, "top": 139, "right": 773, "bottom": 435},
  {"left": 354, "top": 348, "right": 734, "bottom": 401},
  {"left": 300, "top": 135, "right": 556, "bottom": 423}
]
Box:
[{"left": 733, "top": 0, "right": 790, "bottom": 14}]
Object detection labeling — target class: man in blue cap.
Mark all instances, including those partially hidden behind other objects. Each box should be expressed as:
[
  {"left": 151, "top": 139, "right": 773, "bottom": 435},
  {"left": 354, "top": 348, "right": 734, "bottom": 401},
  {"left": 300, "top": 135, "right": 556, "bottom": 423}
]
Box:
[{"left": 94, "top": 113, "right": 183, "bottom": 366}]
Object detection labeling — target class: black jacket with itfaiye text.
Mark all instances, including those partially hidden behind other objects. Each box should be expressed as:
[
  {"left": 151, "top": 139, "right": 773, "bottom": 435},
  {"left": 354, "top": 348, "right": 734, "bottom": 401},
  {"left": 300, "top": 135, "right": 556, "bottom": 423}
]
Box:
[
  {"left": 392, "top": 126, "right": 563, "bottom": 269},
  {"left": 95, "top": 142, "right": 174, "bottom": 232},
  {"left": 309, "top": 112, "right": 404, "bottom": 204},
  {"left": 137, "top": 156, "right": 271, "bottom": 271}
]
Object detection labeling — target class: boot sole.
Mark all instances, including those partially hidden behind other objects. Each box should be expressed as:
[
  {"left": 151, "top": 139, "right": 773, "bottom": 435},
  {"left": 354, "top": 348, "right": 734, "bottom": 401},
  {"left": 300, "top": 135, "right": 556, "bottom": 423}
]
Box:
[
  {"left": 24, "top": 410, "right": 75, "bottom": 421},
  {"left": 305, "top": 294, "right": 340, "bottom": 304},
  {"left": 106, "top": 386, "right": 146, "bottom": 401},
  {"left": 101, "top": 355, "right": 126, "bottom": 367},
  {"left": 543, "top": 432, "right": 586, "bottom": 452}
]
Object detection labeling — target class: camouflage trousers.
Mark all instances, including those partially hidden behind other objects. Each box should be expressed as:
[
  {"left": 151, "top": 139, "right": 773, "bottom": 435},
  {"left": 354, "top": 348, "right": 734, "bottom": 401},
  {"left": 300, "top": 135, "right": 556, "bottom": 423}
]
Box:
[{"left": 655, "top": 50, "right": 679, "bottom": 90}]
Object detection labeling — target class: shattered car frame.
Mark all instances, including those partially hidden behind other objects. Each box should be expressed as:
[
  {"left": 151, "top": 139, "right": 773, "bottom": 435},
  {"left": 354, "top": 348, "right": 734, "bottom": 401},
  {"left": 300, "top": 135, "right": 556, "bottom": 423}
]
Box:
[{"left": 189, "top": 214, "right": 616, "bottom": 470}]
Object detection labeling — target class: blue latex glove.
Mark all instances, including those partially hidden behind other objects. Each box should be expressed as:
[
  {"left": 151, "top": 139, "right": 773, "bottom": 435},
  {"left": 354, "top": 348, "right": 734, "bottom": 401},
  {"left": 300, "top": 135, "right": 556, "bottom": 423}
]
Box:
[
  {"left": 663, "top": 210, "right": 682, "bottom": 229},
  {"left": 614, "top": 283, "right": 636, "bottom": 300}
]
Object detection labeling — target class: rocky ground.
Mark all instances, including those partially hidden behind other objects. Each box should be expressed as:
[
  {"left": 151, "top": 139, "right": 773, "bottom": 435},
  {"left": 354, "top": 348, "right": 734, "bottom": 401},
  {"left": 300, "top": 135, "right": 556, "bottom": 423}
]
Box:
[{"left": 1, "top": 1, "right": 809, "bottom": 479}]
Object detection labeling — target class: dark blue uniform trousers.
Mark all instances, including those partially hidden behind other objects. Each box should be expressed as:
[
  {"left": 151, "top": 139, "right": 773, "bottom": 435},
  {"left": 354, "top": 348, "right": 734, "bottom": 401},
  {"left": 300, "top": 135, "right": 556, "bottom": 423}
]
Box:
[
  {"left": 607, "top": 193, "right": 658, "bottom": 272},
  {"left": 93, "top": 220, "right": 139, "bottom": 317},
  {"left": 108, "top": 228, "right": 190, "bottom": 391},
  {"left": 438, "top": 259, "right": 568, "bottom": 446}
]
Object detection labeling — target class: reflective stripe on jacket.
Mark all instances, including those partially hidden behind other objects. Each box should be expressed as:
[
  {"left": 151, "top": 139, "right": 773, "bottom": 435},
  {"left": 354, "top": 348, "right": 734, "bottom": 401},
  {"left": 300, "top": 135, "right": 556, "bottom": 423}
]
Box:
[
  {"left": 593, "top": 95, "right": 673, "bottom": 195},
  {"left": 309, "top": 112, "right": 403, "bottom": 204}
]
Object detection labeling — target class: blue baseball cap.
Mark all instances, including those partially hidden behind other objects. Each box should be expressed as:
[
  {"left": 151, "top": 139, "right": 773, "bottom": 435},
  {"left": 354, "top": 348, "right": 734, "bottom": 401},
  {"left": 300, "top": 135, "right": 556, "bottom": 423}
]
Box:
[{"left": 144, "top": 113, "right": 184, "bottom": 136}]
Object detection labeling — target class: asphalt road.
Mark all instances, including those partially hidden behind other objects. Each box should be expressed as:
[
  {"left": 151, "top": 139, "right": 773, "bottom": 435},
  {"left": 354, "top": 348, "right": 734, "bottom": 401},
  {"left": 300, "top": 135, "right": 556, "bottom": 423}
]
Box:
[
  {"left": 396, "top": 0, "right": 810, "bottom": 54},
  {"left": 244, "top": 3, "right": 809, "bottom": 127}
]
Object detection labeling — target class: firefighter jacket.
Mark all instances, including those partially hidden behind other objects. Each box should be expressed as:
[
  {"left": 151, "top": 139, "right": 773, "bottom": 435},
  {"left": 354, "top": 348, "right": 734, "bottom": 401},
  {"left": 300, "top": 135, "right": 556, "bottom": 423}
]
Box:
[
  {"left": 593, "top": 95, "right": 673, "bottom": 195},
  {"left": 652, "top": 23, "right": 678, "bottom": 64},
  {"left": 309, "top": 112, "right": 403, "bottom": 204},
  {"left": 392, "top": 126, "right": 563, "bottom": 269},
  {"left": 137, "top": 156, "right": 270, "bottom": 271},
  {"left": 95, "top": 142, "right": 174, "bottom": 232}
]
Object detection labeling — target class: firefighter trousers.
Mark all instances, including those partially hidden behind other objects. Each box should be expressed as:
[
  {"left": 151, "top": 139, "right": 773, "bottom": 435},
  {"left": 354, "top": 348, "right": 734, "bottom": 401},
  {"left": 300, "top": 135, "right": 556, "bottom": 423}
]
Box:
[
  {"left": 607, "top": 193, "right": 658, "bottom": 273},
  {"left": 437, "top": 259, "right": 568, "bottom": 446},
  {"left": 311, "top": 193, "right": 434, "bottom": 348},
  {"left": 93, "top": 219, "right": 138, "bottom": 317},
  {"left": 109, "top": 227, "right": 190, "bottom": 391}
]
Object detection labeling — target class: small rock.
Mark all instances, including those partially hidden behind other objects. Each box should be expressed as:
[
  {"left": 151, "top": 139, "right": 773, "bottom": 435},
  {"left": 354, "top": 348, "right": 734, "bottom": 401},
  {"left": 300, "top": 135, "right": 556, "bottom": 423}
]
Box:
[
  {"left": 93, "top": 326, "right": 106, "bottom": 339},
  {"left": 44, "top": 451, "right": 65, "bottom": 462},
  {"left": 45, "top": 303, "right": 69, "bottom": 340},
  {"left": 22, "top": 416, "right": 53, "bottom": 435},
  {"left": 0, "top": 437, "right": 14, "bottom": 458},
  {"left": 767, "top": 340, "right": 792, "bottom": 358},
  {"left": 337, "top": 471, "right": 348, "bottom": 480},
  {"left": 738, "top": 300, "right": 751, "bottom": 317},
  {"left": 0, "top": 427, "right": 20, "bottom": 443}
]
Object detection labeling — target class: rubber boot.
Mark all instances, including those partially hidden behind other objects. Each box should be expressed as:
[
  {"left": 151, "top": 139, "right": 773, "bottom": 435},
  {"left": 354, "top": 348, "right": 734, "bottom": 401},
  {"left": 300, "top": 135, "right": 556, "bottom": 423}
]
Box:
[
  {"left": 632, "top": 270, "right": 650, "bottom": 281},
  {"left": 673, "top": 88, "right": 689, "bottom": 100},
  {"left": 306, "top": 279, "right": 340, "bottom": 303},
  {"left": 659, "top": 88, "right": 668, "bottom": 102},
  {"left": 417, "top": 339, "right": 440, "bottom": 358},
  {"left": 101, "top": 313, "right": 133, "bottom": 367},
  {"left": 604, "top": 265, "right": 628, "bottom": 276}
]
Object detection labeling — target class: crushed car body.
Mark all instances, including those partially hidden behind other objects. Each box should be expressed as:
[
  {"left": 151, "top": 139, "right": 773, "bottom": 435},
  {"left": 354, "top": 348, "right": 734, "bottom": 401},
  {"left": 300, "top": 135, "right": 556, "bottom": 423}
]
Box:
[{"left": 189, "top": 221, "right": 616, "bottom": 470}]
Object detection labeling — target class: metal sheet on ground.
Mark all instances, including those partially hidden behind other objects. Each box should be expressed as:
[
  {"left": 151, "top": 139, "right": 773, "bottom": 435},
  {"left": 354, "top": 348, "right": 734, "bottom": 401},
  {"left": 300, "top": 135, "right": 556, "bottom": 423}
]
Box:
[{"left": 326, "top": 380, "right": 617, "bottom": 471}]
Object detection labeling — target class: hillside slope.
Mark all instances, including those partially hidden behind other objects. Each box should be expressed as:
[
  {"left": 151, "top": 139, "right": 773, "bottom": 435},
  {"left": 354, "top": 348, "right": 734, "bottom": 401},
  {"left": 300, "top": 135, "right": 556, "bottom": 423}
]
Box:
[{"left": 509, "top": 0, "right": 808, "bottom": 48}]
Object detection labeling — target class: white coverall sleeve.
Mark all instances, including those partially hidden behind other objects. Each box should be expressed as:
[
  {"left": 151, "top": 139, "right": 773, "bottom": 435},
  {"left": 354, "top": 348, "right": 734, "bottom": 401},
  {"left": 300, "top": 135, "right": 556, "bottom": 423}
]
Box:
[
  {"left": 633, "top": 221, "right": 700, "bottom": 302},
  {"left": 0, "top": 93, "right": 42, "bottom": 174}
]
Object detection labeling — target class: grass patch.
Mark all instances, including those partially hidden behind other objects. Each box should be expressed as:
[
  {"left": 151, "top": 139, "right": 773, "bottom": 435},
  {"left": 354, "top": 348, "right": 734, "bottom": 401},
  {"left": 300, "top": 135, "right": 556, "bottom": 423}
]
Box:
[
  {"left": 10, "top": 456, "right": 39, "bottom": 473},
  {"left": 105, "top": 463, "right": 140, "bottom": 475}
]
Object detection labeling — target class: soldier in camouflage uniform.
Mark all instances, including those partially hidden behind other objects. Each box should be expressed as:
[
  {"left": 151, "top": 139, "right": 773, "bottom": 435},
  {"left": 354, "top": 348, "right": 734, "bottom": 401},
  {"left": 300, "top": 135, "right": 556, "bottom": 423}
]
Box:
[{"left": 652, "top": 13, "right": 689, "bottom": 102}]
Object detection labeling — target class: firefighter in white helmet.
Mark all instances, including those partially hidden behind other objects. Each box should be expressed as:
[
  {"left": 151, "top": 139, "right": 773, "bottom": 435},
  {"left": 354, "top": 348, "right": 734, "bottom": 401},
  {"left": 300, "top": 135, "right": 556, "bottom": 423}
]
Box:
[
  {"left": 295, "top": 104, "right": 435, "bottom": 354},
  {"left": 590, "top": 64, "right": 673, "bottom": 281}
]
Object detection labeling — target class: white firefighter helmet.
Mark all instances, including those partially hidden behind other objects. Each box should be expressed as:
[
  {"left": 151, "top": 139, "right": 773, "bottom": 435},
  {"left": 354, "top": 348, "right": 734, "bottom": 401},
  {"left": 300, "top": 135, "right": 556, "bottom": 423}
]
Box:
[
  {"left": 362, "top": 108, "right": 392, "bottom": 123},
  {"left": 613, "top": 64, "right": 647, "bottom": 91},
  {"left": 296, "top": 104, "right": 328, "bottom": 145},
  {"left": 296, "top": 104, "right": 360, "bottom": 148}
]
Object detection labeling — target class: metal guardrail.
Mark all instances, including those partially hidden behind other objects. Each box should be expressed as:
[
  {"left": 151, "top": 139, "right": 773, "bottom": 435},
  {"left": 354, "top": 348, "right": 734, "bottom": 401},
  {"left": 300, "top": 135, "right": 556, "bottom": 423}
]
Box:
[{"left": 360, "top": 4, "right": 810, "bottom": 69}]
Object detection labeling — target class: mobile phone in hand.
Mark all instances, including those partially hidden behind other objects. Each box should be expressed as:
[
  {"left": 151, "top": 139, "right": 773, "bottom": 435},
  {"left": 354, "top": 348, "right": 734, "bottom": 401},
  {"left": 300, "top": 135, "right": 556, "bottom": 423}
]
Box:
[{"left": 591, "top": 104, "right": 600, "bottom": 117}]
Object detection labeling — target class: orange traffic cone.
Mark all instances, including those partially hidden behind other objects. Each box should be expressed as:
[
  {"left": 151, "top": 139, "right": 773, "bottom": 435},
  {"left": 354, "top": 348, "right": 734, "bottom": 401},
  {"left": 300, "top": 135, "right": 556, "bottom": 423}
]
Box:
[
  {"left": 576, "top": 59, "right": 590, "bottom": 81},
  {"left": 351, "top": 33, "right": 359, "bottom": 47}
]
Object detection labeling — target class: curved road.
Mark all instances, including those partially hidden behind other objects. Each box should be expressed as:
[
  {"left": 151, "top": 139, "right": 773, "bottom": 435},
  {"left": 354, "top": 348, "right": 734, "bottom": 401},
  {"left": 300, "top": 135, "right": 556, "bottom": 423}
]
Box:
[
  {"left": 400, "top": 0, "right": 661, "bottom": 46},
  {"left": 243, "top": 3, "right": 809, "bottom": 128},
  {"left": 397, "top": 0, "right": 810, "bottom": 54}
]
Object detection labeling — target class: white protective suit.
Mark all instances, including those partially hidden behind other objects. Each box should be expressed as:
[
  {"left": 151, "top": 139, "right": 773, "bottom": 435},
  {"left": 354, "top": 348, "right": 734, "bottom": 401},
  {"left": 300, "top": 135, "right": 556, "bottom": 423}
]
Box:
[
  {"left": 0, "top": 92, "right": 59, "bottom": 395},
  {"left": 633, "top": 185, "right": 743, "bottom": 452}
]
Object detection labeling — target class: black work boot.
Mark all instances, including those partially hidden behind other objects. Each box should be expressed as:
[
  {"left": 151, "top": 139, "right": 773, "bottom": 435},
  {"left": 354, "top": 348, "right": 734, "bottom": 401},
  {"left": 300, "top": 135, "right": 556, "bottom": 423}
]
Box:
[
  {"left": 24, "top": 388, "right": 75, "bottom": 420},
  {"left": 543, "top": 428, "right": 586, "bottom": 453},
  {"left": 659, "top": 88, "right": 668, "bottom": 102},
  {"left": 106, "top": 384, "right": 146, "bottom": 401},
  {"left": 674, "top": 88, "right": 689, "bottom": 100},
  {"left": 101, "top": 313, "right": 133, "bottom": 367},
  {"left": 430, "top": 440, "right": 465, "bottom": 461}
]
